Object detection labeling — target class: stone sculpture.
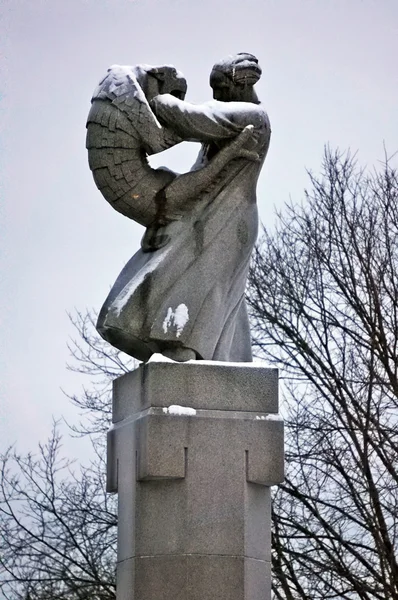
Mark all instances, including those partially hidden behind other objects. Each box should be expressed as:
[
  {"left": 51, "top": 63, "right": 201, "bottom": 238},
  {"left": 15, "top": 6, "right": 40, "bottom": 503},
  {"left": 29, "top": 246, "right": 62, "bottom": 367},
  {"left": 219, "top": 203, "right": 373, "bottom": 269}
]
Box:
[
  {"left": 87, "top": 53, "right": 271, "bottom": 362},
  {"left": 87, "top": 55, "right": 282, "bottom": 600}
]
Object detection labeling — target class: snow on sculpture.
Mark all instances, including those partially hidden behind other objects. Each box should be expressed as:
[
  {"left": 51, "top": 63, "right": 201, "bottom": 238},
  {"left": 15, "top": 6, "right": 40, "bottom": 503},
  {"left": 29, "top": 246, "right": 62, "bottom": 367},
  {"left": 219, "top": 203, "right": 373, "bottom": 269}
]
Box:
[{"left": 87, "top": 53, "right": 271, "bottom": 362}]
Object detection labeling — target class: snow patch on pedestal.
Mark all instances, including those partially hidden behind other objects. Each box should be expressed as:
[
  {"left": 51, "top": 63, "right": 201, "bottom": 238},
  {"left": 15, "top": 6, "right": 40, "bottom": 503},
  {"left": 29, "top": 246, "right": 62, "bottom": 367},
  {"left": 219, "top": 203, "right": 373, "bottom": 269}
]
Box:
[
  {"left": 256, "top": 414, "right": 282, "bottom": 421},
  {"left": 163, "top": 405, "right": 197, "bottom": 416}
]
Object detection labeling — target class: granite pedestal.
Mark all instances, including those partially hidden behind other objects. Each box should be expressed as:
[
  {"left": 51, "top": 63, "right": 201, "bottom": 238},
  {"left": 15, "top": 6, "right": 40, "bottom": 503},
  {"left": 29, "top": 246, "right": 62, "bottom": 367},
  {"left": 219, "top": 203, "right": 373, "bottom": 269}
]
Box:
[{"left": 107, "top": 360, "right": 284, "bottom": 600}]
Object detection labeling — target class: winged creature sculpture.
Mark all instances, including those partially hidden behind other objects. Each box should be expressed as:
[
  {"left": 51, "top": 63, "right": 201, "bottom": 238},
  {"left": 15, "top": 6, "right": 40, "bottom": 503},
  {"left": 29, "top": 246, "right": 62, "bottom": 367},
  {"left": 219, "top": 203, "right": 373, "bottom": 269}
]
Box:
[{"left": 87, "top": 63, "right": 256, "bottom": 250}]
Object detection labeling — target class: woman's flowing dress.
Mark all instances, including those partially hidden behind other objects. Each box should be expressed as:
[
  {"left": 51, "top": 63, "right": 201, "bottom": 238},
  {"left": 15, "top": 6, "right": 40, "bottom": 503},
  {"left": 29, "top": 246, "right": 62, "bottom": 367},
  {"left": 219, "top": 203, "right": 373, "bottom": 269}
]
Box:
[{"left": 97, "top": 95, "right": 271, "bottom": 362}]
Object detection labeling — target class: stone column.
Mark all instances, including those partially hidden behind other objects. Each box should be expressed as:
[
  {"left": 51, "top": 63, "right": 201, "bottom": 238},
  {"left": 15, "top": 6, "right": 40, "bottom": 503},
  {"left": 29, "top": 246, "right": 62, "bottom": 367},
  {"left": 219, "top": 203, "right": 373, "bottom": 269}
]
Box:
[{"left": 107, "top": 360, "right": 284, "bottom": 600}]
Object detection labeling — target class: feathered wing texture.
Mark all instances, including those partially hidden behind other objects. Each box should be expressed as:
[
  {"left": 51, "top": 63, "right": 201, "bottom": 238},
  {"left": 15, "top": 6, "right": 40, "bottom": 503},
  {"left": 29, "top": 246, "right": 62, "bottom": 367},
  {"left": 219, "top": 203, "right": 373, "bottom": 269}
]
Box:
[
  {"left": 86, "top": 65, "right": 181, "bottom": 225},
  {"left": 90, "top": 65, "right": 177, "bottom": 154}
]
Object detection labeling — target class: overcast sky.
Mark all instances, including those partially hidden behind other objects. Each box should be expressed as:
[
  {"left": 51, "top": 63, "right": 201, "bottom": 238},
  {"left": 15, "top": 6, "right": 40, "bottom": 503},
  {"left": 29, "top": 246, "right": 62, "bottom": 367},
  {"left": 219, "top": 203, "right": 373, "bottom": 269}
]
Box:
[{"left": 1, "top": 0, "right": 398, "bottom": 458}]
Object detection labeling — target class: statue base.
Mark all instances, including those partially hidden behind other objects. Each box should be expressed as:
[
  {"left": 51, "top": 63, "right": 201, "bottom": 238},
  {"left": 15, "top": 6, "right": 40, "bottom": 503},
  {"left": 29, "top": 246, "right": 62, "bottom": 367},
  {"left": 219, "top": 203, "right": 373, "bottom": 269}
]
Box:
[{"left": 107, "top": 359, "right": 284, "bottom": 600}]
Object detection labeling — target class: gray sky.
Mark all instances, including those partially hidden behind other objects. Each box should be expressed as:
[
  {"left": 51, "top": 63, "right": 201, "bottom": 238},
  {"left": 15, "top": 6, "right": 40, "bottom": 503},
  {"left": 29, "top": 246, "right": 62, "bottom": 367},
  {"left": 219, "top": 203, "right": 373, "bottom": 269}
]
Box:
[{"left": 1, "top": 0, "right": 398, "bottom": 458}]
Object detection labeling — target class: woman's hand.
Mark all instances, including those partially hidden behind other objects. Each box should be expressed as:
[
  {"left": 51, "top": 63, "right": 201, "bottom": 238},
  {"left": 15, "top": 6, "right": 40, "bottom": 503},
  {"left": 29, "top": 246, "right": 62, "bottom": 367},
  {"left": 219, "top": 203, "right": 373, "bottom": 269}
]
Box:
[{"left": 224, "top": 125, "right": 260, "bottom": 162}]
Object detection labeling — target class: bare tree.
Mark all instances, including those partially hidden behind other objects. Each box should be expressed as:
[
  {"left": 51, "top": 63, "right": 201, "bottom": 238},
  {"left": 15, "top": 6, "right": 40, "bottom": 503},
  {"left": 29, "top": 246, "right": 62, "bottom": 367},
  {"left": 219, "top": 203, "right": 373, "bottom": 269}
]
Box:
[
  {"left": 248, "top": 149, "right": 398, "bottom": 599},
  {"left": 65, "top": 310, "right": 133, "bottom": 439},
  {"left": 2, "top": 149, "right": 398, "bottom": 599},
  {"left": 0, "top": 424, "right": 116, "bottom": 600},
  {"left": 0, "top": 312, "right": 128, "bottom": 600}
]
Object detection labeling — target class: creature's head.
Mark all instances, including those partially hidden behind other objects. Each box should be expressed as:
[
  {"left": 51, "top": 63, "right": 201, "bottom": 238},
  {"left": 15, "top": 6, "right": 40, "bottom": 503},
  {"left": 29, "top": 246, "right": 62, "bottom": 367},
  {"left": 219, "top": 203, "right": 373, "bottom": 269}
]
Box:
[
  {"left": 210, "top": 53, "right": 261, "bottom": 104},
  {"left": 137, "top": 65, "right": 187, "bottom": 102}
]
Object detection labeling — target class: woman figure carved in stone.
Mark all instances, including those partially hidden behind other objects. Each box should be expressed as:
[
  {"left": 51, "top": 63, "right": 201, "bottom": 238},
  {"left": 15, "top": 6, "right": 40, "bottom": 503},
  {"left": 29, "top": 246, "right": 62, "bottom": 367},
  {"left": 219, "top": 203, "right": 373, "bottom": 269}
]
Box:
[{"left": 95, "top": 53, "right": 271, "bottom": 362}]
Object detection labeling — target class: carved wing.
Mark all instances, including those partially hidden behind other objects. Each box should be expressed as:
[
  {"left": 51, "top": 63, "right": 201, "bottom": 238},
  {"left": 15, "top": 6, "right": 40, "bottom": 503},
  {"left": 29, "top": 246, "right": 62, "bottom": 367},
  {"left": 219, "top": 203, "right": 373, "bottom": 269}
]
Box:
[
  {"left": 86, "top": 65, "right": 181, "bottom": 225},
  {"left": 88, "top": 65, "right": 180, "bottom": 154}
]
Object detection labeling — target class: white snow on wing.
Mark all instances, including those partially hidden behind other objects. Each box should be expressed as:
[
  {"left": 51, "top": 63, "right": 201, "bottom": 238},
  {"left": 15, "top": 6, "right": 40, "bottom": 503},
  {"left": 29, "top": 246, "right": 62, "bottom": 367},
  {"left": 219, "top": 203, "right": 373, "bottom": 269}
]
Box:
[
  {"left": 110, "top": 247, "right": 171, "bottom": 317},
  {"left": 101, "top": 65, "right": 162, "bottom": 129},
  {"left": 131, "top": 67, "right": 162, "bottom": 129},
  {"left": 163, "top": 405, "right": 197, "bottom": 416},
  {"left": 162, "top": 304, "right": 189, "bottom": 337}
]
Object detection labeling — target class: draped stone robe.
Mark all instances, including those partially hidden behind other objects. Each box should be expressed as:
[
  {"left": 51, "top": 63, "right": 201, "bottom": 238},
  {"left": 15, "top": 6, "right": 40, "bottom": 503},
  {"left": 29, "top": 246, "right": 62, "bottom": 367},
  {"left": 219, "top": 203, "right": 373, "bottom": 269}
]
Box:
[{"left": 97, "top": 95, "right": 271, "bottom": 362}]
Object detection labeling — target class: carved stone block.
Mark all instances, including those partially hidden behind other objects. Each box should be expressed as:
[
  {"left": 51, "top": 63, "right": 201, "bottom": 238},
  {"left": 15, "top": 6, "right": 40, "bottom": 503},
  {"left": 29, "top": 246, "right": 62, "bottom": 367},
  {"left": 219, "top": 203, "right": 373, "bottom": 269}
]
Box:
[{"left": 108, "top": 361, "right": 284, "bottom": 599}]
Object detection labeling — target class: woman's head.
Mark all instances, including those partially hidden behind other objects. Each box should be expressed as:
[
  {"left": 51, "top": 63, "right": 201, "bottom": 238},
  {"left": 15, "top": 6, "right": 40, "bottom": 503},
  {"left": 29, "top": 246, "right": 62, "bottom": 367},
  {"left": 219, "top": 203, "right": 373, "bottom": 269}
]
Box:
[{"left": 210, "top": 53, "right": 262, "bottom": 103}]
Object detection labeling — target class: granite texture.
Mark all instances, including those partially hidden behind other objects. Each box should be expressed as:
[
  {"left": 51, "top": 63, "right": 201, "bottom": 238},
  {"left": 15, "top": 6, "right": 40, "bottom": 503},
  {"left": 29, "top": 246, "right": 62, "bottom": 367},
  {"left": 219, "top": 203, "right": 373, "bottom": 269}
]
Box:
[
  {"left": 116, "top": 555, "right": 271, "bottom": 600},
  {"left": 108, "top": 361, "right": 283, "bottom": 599},
  {"left": 112, "top": 361, "right": 279, "bottom": 422}
]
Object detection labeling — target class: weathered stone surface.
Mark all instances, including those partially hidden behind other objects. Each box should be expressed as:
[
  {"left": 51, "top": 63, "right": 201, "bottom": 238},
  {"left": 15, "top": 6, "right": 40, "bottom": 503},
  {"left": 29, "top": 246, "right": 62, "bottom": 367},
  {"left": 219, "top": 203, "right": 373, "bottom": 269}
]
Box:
[
  {"left": 128, "top": 555, "right": 271, "bottom": 600},
  {"left": 108, "top": 361, "right": 283, "bottom": 599},
  {"left": 128, "top": 411, "right": 280, "bottom": 559},
  {"left": 136, "top": 414, "right": 187, "bottom": 480},
  {"left": 112, "top": 361, "right": 279, "bottom": 422}
]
